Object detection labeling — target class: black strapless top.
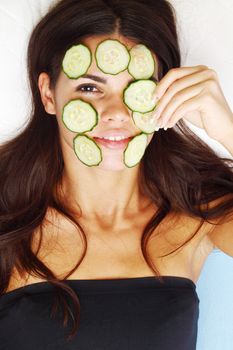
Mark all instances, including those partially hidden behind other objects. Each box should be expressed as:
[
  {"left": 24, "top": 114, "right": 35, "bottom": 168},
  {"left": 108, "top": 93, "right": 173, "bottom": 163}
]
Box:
[{"left": 0, "top": 276, "right": 199, "bottom": 350}]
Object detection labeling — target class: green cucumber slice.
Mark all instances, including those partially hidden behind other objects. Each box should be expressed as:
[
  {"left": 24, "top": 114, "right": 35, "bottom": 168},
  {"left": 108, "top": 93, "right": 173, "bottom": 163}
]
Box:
[
  {"left": 62, "top": 99, "right": 98, "bottom": 133},
  {"left": 132, "top": 108, "right": 159, "bottom": 134},
  {"left": 123, "top": 79, "right": 157, "bottom": 113},
  {"left": 128, "top": 44, "right": 155, "bottom": 80},
  {"left": 73, "top": 134, "right": 102, "bottom": 166},
  {"left": 95, "top": 39, "right": 130, "bottom": 75},
  {"left": 62, "top": 44, "right": 92, "bottom": 79},
  {"left": 123, "top": 133, "right": 148, "bottom": 168}
]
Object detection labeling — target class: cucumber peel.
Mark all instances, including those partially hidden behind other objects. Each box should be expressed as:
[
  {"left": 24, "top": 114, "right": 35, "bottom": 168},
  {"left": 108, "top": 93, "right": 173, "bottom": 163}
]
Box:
[{"left": 123, "top": 133, "right": 148, "bottom": 168}]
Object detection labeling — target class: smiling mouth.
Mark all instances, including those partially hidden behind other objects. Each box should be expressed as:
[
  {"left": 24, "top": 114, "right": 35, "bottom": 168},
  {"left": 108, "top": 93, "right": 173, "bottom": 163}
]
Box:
[{"left": 93, "top": 136, "right": 133, "bottom": 149}]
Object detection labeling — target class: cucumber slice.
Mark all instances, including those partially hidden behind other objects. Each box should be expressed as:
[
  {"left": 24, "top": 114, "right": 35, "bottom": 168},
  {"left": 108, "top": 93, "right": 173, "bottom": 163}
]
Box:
[
  {"left": 132, "top": 107, "right": 159, "bottom": 134},
  {"left": 62, "top": 44, "right": 92, "bottom": 79},
  {"left": 62, "top": 99, "right": 98, "bottom": 133},
  {"left": 123, "top": 79, "right": 157, "bottom": 113},
  {"left": 95, "top": 39, "right": 130, "bottom": 75},
  {"left": 73, "top": 134, "right": 102, "bottom": 166},
  {"left": 123, "top": 133, "right": 148, "bottom": 168},
  {"left": 128, "top": 44, "right": 155, "bottom": 80}
]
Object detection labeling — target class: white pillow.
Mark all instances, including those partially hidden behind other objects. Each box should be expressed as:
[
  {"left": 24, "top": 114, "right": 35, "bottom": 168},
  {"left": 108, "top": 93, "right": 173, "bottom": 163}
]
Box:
[{"left": 0, "top": 0, "right": 54, "bottom": 141}]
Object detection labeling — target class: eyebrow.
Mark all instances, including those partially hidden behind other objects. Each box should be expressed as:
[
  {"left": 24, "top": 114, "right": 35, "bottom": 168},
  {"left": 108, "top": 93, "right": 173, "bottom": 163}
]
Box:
[{"left": 80, "top": 74, "right": 158, "bottom": 84}]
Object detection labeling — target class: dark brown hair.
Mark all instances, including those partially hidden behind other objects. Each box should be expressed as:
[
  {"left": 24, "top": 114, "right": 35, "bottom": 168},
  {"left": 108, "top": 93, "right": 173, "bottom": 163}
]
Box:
[{"left": 0, "top": 0, "right": 233, "bottom": 342}]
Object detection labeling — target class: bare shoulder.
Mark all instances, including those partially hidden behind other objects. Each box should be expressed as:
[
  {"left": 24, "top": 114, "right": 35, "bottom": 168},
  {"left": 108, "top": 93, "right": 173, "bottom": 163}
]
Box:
[
  {"left": 6, "top": 207, "right": 84, "bottom": 293},
  {"left": 204, "top": 194, "right": 233, "bottom": 257}
]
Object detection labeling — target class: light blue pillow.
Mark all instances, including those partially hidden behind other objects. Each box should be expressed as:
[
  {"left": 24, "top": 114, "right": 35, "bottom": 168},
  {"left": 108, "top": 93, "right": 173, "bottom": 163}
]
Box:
[{"left": 196, "top": 250, "right": 233, "bottom": 350}]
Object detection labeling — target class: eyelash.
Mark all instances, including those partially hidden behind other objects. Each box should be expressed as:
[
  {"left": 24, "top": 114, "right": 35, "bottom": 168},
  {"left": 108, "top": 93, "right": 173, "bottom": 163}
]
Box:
[{"left": 76, "top": 84, "right": 99, "bottom": 94}]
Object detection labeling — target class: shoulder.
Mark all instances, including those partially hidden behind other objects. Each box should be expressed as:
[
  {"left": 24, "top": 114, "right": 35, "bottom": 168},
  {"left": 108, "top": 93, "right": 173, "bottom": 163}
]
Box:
[
  {"left": 6, "top": 208, "right": 83, "bottom": 293},
  {"left": 204, "top": 194, "right": 233, "bottom": 257}
]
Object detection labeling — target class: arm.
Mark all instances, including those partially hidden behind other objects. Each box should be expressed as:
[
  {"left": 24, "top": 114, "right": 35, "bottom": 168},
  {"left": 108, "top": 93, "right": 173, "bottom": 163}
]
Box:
[{"left": 217, "top": 130, "right": 233, "bottom": 158}]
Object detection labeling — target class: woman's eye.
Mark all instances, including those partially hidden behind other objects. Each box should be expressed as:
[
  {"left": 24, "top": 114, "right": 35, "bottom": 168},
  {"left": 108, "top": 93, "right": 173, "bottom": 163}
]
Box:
[{"left": 76, "top": 84, "right": 99, "bottom": 94}]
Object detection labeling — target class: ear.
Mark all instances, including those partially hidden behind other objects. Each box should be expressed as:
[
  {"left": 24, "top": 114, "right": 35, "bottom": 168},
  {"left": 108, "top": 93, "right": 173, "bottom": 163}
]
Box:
[{"left": 38, "top": 72, "right": 56, "bottom": 115}]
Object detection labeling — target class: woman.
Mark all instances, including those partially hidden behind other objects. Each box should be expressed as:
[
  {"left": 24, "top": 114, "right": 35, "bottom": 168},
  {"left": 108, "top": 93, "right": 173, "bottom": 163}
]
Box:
[{"left": 0, "top": 0, "right": 233, "bottom": 349}]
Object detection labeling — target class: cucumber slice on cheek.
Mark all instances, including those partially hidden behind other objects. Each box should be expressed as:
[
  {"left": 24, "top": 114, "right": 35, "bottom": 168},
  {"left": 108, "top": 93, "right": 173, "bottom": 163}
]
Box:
[
  {"left": 62, "top": 99, "right": 98, "bottom": 133},
  {"left": 132, "top": 107, "right": 158, "bottom": 134},
  {"left": 124, "top": 133, "right": 148, "bottom": 168},
  {"left": 73, "top": 134, "right": 102, "bottom": 167}
]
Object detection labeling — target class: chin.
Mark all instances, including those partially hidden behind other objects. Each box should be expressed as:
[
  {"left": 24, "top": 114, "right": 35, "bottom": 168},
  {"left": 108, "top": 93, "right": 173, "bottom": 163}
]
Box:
[{"left": 96, "top": 154, "right": 136, "bottom": 171}]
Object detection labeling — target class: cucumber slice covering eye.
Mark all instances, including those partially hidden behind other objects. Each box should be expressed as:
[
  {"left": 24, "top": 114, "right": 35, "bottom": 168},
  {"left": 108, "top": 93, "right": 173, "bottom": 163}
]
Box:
[
  {"left": 62, "top": 44, "right": 92, "bottom": 79},
  {"left": 123, "top": 80, "right": 157, "bottom": 113},
  {"left": 62, "top": 99, "right": 98, "bottom": 133},
  {"left": 123, "top": 133, "right": 148, "bottom": 168},
  {"left": 132, "top": 108, "right": 159, "bottom": 134},
  {"left": 73, "top": 134, "right": 102, "bottom": 166},
  {"left": 95, "top": 39, "right": 130, "bottom": 75},
  {"left": 128, "top": 44, "right": 155, "bottom": 80}
]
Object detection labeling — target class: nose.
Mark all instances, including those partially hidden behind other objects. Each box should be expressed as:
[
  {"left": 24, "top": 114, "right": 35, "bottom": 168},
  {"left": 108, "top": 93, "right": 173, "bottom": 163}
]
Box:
[{"left": 100, "top": 96, "right": 132, "bottom": 123}]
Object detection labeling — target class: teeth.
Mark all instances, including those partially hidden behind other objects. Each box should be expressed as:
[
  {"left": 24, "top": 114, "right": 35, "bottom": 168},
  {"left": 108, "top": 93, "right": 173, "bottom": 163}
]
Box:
[{"left": 102, "top": 136, "right": 127, "bottom": 141}]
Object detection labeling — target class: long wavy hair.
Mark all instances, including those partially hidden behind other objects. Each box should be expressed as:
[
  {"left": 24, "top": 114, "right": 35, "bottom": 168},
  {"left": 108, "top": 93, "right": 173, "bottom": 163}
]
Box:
[{"left": 0, "top": 0, "right": 233, "bottom": 342}]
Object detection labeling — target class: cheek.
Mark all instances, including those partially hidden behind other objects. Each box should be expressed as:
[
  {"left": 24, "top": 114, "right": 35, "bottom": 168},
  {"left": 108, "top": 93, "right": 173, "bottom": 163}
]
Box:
[{"left": 53, "top": 80, "right": 72, "bottom": 117}]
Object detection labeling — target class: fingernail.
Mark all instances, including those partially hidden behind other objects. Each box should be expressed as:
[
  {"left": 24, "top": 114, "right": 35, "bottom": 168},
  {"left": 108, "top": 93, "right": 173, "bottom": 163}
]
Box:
[{"left": 163, "top": 127, "right": 168, "bottom": 131}]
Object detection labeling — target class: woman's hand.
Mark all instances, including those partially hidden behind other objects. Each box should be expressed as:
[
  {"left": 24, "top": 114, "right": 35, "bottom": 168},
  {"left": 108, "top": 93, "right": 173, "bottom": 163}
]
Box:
[{"left": 154, "top": 65, "right": 233, "bottom": 143}]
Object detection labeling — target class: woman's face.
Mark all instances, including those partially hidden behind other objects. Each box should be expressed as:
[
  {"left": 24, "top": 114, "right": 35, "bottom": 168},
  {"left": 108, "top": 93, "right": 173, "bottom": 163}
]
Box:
[{"left": 51, "top": 33, "right": 159, "bottom": 171}]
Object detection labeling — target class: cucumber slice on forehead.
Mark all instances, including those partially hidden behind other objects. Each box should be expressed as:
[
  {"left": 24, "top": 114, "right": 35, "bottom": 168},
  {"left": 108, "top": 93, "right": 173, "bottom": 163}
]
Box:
[
  {"left": 123, "top": 133, "right": 148, "bottom": 168},
  {"left": 95, "top": 39, "right": 130, "bottom": 74},
  {"left": 62, "top": 44, "right": 92, "bottom": 79},
  {"left": 62, "top": 99, "right": 98, "bottom": 133},
  {"left": 73, "top": 134, "right": 102, "bottom": 166},
  {"left": 123, "top": 80, "right": 157, "bottom": 113},
  {"left": 132, "top": 108, "right": 159, "bottom": 134},
  {"left": 128, "top": 44, "right": 155, "bottom": 80}
]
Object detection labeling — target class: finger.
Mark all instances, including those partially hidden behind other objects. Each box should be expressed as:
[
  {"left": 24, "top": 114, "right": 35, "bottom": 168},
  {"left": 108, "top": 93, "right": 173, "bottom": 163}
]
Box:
[
  {"left": 155, "top": 65, "right": 208, "bottom": 100},
  {"left": 154, "top": 68, "right": 215, "bottom": 120},
  {"left": 157, "top": 82, "right": 204, "bottom": 128},
  {"left": 166, "top": 95, "right": 203, "bottom": 128}
]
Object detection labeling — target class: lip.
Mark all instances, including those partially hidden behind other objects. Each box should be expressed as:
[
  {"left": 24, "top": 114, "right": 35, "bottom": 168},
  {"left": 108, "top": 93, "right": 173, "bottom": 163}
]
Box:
[
  {"left": 93, "top": 136, "right": 133, "bottom": 150},
  {"left": 91, "top": 129, "right": 135, "bottom": 139}
]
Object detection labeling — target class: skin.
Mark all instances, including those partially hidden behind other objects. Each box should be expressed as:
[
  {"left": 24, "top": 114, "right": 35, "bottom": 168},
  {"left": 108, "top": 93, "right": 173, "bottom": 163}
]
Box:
[{"left": 38, "top": 33, "right": 159, "bottom": 225}]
